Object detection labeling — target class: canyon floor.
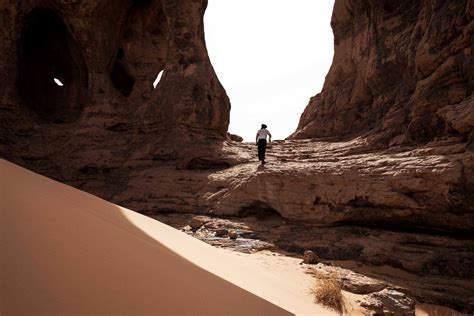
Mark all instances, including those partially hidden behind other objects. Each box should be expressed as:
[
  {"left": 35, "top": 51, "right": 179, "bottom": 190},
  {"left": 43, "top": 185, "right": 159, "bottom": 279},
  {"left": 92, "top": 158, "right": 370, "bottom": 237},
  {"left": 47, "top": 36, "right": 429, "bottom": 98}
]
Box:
[
  {"left": 152, "top": 212, "right": 470, "bottom": 315},
  {"left": 4, "top": 134, "right": 473, "bottom": 314},
  {"left": 137, "top": 137, "right": 473, "bottom": 315},
  {"left": 11, "top": 129, "right": 471, "bottom": 313}
]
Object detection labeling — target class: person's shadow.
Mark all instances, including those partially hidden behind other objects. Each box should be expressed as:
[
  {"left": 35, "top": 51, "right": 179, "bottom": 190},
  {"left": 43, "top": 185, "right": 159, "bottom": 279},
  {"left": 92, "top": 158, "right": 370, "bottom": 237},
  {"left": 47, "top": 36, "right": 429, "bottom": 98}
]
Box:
[{"left": 257, "top": 164, "right": 265, "bottom": 172}]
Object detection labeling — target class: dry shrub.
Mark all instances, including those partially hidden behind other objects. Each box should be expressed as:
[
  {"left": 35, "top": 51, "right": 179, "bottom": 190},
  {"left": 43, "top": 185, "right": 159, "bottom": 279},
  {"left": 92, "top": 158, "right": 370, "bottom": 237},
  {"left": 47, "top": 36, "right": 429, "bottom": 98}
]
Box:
[
  {"left": 429, "top": 306, "right": 461, "bottom": 316},
  {"left": 311, "top": 273, "right": 345, "bottom": 314}
]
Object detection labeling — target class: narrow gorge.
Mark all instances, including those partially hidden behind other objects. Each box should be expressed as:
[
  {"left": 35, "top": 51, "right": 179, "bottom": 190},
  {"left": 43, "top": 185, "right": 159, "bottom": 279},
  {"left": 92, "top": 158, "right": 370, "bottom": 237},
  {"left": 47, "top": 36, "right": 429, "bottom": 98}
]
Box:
[{"left": 1, "top": 0, "right": 472, "bottom": 313}]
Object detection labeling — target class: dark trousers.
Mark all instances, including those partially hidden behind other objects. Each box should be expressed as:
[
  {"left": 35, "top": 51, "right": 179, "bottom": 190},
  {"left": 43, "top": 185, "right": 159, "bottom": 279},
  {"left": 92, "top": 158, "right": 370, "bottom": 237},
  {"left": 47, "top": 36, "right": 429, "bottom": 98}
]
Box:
[{"left": 258, "top": 139, "right": 267, "bottom": 161}]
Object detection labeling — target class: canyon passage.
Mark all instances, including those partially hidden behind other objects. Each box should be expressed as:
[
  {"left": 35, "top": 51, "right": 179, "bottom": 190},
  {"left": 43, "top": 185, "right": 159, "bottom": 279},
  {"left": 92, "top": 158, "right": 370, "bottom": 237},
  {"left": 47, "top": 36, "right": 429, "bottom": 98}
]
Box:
[{"left": 0, "top": 0, "right": 473, "bottom": 314}]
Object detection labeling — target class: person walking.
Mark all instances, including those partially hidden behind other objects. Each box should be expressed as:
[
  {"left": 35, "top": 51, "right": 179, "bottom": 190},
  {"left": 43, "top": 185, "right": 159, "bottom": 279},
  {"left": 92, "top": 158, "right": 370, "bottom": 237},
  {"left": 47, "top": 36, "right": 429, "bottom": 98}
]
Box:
[{"left": 256, "top": 124, "right": 272, "bottom": 164}]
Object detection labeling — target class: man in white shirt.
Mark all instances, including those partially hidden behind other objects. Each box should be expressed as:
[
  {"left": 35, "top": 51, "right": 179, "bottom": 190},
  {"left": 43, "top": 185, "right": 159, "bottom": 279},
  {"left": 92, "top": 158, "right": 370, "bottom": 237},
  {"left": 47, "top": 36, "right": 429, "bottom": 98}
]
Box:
[{"left": 256, "top": 124, "right": 272, "bottom": 164}]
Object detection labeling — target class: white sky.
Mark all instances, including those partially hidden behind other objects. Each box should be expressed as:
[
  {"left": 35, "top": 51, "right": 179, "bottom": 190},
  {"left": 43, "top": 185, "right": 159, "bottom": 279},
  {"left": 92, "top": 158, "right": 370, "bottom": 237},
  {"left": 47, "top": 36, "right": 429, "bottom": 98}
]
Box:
[{"left": 204, "top": 0, "right": 335, "bottom": 141}]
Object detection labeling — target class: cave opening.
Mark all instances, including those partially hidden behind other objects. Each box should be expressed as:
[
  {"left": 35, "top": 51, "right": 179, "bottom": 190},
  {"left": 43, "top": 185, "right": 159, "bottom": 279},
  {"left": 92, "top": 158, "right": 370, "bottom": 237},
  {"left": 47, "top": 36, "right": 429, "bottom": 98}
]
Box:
[
  {"left": 110, "top": 58, "right": 135, "bottom": 97},
  {"left": 53, "top": 78, "right": 64, "bottom": 86},
  {"left": 19, "top": 8, "right": 88, "bottom": 123}
]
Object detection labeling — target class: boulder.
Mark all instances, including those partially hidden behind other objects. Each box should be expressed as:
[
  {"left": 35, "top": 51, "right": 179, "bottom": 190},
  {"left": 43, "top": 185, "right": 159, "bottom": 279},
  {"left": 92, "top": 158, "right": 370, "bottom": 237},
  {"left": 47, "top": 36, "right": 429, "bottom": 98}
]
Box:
[
  {"left": 227, "top": 133, "right": 244, "bottom": 143},
  {"left": 228, "top": 230, "right": 239, "bottom": 240},
  {"left": 215, "top": 228, "right": 229, "bottom": 238},
  {"left": 303, "top": 250, "right": 319, "bottom": 264},
  {"left": 360, "top": 289, "right": 415, "bottom": 316},
  {"left": 189, "top": 217, "right": 207, "bottom": 230}
]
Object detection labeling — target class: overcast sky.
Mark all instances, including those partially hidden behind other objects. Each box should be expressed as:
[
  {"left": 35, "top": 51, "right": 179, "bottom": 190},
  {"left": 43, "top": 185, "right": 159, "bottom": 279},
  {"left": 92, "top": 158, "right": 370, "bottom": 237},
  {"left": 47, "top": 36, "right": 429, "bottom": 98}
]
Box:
[{"left": 204, "top": 0, "right": 335, "bottom": 141}]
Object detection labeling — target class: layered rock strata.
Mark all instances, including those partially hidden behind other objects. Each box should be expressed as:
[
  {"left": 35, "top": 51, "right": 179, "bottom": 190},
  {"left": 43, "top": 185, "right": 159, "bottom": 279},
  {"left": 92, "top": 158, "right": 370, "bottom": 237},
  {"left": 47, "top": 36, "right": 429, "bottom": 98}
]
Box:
[
  {"left": 1, "top": 0, "right": 471, "bottom": 230},
  {"left": 291, "top": 0, "right": 473, "bottom": 148},
  {"left": 1, "top": 0, "right": 230, "bottom": 160},
  {"left": 0, "top": 0, "right": 473, "bottom": 310},
  {"left": 98, "top": 139, "right": 472, "bottom": 233}
]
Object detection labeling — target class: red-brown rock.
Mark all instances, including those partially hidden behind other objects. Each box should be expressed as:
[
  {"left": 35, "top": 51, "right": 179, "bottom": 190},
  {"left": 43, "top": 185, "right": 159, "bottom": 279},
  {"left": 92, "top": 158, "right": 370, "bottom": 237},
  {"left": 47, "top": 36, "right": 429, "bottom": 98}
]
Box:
[
  {"left": 0, "top": 0, "right": 230, "bottom": 168},
  {"left": 0, "top": 3, "right": 472, "bottom": 308},
  {"left": 303, "top": 250, "right": 319, "bottom": 264},
  {"left": 291, "top": 0, "right": 473, "bottom": 148}
]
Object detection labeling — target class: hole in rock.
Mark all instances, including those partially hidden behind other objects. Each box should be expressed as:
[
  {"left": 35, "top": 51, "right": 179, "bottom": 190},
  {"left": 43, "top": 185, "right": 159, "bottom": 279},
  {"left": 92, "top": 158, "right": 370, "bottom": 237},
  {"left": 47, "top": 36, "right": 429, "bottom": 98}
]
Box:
[
  {"left": 19, "top": 8, "right": 88, "bottom": 123},
  {"left": 53, "top": 78, "right": 64, "bottom": 86},
  {"left": 117, "top": 48, "right": 125, "bottom": 59},
  {"left": 238, "top": 201, "right": 283, "bottom": 220},
  {"left": 111, "top": 0, "right": 165, "bottom": 95},
  {"left": 153, "top": 70, "right": 164, "bottom": 89},
  {"left": 110, "top": 57, "right": 135, "bottom": 97}
]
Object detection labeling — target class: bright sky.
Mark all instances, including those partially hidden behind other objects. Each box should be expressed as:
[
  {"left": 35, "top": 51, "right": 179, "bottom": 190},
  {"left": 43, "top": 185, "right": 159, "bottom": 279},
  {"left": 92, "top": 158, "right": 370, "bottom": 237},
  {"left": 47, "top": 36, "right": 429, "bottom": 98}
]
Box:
[{"left": 204, "top": 0, "right": 335, "bottom": 141}]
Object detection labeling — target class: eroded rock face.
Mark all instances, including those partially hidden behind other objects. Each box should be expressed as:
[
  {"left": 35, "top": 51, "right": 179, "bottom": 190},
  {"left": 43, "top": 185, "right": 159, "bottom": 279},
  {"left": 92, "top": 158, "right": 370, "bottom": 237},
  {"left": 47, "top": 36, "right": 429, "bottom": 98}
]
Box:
[
  {"left": 291, "top": 0, "right": 473, "bottom": 147},
  {"left": 0, "top": 0, "right": 230, "bottom": 167},
  {"left": 1, "top": 1, "right": 472, "bottom": 309},
  {"left": 125, "top": 139, "right": 473, "bottom": 232},
  {"left": 1, "top": 1, "right": 471, "bottom": 231}
]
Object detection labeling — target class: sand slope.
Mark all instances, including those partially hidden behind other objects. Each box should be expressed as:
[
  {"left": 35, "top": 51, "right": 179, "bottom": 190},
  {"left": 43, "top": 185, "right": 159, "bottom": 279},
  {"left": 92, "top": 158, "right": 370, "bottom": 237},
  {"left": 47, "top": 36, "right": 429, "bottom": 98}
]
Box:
[{"left": 0, "top": 159, "right": 333, "bottom": 315}]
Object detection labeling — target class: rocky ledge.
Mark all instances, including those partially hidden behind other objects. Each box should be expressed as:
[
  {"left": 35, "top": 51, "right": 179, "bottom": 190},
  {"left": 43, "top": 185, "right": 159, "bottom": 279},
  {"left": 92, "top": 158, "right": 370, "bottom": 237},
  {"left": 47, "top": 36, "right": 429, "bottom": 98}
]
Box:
[
  {"left": 1, "top": 0, "right": 472, "bottom": 313},
  {"left": 99, "top": 137, "right": 473, "bottom": 233}
]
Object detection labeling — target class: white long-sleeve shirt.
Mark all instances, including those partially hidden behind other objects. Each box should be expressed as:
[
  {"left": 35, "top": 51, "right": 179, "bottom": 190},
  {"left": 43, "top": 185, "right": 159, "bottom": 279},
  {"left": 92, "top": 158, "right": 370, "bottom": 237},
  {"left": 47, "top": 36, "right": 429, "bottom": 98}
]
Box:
[{"left": 257, "top": 128, "right": 271, "bottom": 140}]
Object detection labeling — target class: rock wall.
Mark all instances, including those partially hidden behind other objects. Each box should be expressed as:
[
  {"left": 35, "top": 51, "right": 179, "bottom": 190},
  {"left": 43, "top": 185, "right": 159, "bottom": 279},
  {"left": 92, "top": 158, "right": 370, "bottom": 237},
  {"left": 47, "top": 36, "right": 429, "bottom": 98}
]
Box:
[
  {"left": 291, "top": 0, "right": 473, "bottom": 147},
  {"left": 1, "top": 0, "right": 472, "bottom": 227},
  {"left": 124, "top": 139, "right": 473, "bottom": 233},
  {"left": 1, "top": 0, "right": 473, "bottom": 299},
  {"left": 0, "top": 0, "right": 230, "bottom": 169},
  {"left": 1, "top": 0, "right": 472, "bottom": 232}
]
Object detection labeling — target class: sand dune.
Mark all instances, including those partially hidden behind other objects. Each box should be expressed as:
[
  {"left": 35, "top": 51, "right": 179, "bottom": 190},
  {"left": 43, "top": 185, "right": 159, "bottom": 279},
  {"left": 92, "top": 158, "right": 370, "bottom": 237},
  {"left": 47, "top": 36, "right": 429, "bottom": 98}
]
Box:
[{"left": 0, "top": 159, "right": 333, "bottom": 315}]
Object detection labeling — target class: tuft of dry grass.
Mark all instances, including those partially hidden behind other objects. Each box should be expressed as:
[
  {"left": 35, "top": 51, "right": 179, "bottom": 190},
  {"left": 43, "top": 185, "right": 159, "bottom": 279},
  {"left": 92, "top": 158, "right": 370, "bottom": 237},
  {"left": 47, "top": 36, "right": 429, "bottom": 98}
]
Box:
[
  {"left": 428, "top": 306, "right": 461, "bottom": 316},
  {"left": 311, "top": 273, "right": 345, "bottom": 314}
]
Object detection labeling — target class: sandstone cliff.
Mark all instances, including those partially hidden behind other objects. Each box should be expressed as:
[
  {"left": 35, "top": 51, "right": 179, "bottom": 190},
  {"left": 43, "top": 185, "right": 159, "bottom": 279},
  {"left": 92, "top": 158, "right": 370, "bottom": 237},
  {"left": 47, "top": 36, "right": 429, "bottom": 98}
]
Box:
[
  {"left": 291, "top": 0, "right": 473, "bottom": 148},
  {"left": 0, "top": 0, "right": 229, "bottom": 145},
  {"left": 1, "top": 1, "right": 473, "bottom": 310}
]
